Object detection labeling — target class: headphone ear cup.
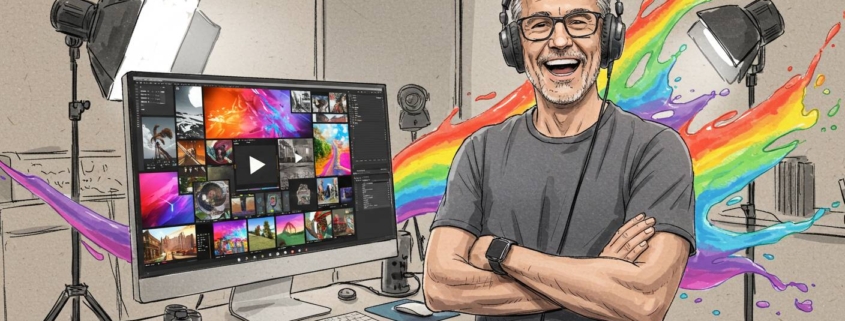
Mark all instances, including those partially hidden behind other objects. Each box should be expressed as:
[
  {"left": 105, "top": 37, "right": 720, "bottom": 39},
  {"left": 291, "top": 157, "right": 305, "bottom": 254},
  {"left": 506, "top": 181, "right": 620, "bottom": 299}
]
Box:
[
  {"left": 499, "top": 22, "right": 525, "bottom": 73},
  {"left": 600, "top": 15, "right": 626, "bottom": 69}
]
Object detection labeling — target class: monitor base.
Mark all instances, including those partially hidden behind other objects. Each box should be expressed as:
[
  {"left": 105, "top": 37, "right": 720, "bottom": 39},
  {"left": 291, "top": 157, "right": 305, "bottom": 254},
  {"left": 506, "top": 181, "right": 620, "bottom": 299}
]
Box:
[{"left": 229, "top": 276, "right": 331, "bottom": 321}]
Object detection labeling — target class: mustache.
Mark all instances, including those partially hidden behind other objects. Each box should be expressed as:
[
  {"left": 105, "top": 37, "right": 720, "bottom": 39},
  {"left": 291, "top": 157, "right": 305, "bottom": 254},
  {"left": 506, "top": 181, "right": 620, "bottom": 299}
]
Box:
[{"left": 538, "top": 51, "right": 586, "bottom": 64}]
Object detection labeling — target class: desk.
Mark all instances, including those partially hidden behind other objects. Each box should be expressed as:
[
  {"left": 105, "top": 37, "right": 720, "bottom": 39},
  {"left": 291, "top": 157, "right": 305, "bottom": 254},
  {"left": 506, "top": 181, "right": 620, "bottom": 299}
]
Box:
[{"left": 195, "top": 278, "right": 473, "bottom": 321}]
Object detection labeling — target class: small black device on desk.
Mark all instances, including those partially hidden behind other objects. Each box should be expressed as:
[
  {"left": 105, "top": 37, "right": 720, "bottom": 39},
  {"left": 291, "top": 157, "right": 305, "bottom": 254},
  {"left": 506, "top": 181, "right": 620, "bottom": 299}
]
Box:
[{"left": 164, "top": 304, "right": 201, "bottom": 321}]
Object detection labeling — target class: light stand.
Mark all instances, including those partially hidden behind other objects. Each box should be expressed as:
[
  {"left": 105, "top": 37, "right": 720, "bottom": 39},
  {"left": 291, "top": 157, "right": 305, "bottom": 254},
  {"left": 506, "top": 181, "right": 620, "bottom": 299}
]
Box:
[
  {"left": 45, "top": 36, "right": 111, "bottom": 321},
  {"left": 396, "top": 84, "right": 431, "bottom": 262},
  {"left": 687, "top": 2, "right": 784, "bottom": 319},
  {"left": 739, "top": 46, "right": 765, "bottom": 321}
]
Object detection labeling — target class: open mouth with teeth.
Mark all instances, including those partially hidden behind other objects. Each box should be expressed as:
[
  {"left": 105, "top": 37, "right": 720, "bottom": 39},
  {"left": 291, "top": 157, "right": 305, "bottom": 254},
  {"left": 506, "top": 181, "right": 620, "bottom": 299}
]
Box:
[{"left": 544, "top": 59, "right": 581, "bottom": 76}]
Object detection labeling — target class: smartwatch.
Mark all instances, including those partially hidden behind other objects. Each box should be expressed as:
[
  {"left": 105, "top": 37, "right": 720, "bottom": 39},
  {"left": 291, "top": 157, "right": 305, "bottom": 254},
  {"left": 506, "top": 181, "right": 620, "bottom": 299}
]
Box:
[{"left": 485, "top": 237, "right": 518, "bottom": 275}]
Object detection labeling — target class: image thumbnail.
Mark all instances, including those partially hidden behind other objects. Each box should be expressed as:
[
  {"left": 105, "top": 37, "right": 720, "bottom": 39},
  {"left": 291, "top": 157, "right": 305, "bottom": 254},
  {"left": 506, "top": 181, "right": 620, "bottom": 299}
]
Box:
[
  {"left": 282, "top": 191, "right": 291, "bottom": 212},
  {"left": 141, "top": 117, "right": 178, "bottom": 170},
  {"left": 290, "top": 179, "right": 317, "bottom": 212},
  {"left": 317, "top": 177, "right": 339, "bottom": 205},
  {"left": 278, "top": 138, "right": 314, "bottom": 163},
  {"left": 177, "top": 140, "right": 206, "bottom": 166},
  {"left": 276, "top": 214, "right": 305, "bottom": 247},
  {"left": 254, "top": 192, "right": 266, "bottom": 215},
  {"left": 332, "top": 208, "right": 355, "bottom": 237},
  {"left": 142, "top": 225, "right": 198, "bottom": 264},
  {"left": 194, "top": 180, "right": 231, "bottom": 221},
  {"left": 206, "top": 140, "right": 234, "bottom": 165},
  {"left": 204, "top": 87, "right": 312, "bottom": 139},
  {"left": 291, "top": 90, "right": 311, "bottom": 113},
  {"left": 178, "top": 166, "right": 207, "bottom": 195},
  {"left": 213, "top": 220, "right": 248, "bottom": 256},
  {"left": 340, "top": 187, "right": 353, "bottom": 204},
  {"left": 139, "top": 172, "right": 194, "bottom": 228},
  {"left": 305, "top": 211, "right": 333, "bottom": 242},
  {"left": 311, "top": 93, "right": 330, "bottom": 113},
  {"left": 207, "top": 165, "right": 235, "bottom": 187},
  {"left": 279, "top": 163, "right": 314, "bottom": 190},
  {"left": 265, "top": 192, "right": 284, "bottom": 214},
  {"left": 232, "top": 193, "right": 256, "bottom": 218},
  {"left": 313, "top": 124, "right": 351, "bottom": 177},
  {"left": 175, "top": 85, "right": 205, "bottom": 139},
  {"left": 296, "top": 183, "right": 311, "bottom": 205},
  {"left": 313, "top": 114, "right": 348, "bottom": 123},
  {"left": 329, "top": 92, "right": 347, "bottom": 113},
  {"left": 248, "top": 217, "right": 276, "bottom": 251}
]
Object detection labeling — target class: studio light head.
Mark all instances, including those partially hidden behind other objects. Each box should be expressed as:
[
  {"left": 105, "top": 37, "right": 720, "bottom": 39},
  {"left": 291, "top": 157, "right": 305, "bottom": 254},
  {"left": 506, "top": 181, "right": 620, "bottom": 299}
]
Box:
[
  {"left": 688, "top": 0, "right": 785, "bottom": 84},
  {"left": 50, "top": 0, "right": 220, "bottom": 101},
  {"left": 398, "top": 84, "right": 431, "bottom": 132}
]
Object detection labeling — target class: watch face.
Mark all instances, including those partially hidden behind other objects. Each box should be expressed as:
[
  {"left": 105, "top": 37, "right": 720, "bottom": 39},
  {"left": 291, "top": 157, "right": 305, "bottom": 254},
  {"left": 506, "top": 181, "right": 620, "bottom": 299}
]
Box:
[{"left": 486, "top": 239, "right": 510, "bottom": 260}]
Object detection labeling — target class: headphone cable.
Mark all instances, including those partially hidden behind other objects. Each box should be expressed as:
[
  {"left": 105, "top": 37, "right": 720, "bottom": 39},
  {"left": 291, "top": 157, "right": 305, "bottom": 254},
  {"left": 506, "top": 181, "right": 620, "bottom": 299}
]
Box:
[{"left": 555, "top": 61, "right": 615, "bottom": 255}]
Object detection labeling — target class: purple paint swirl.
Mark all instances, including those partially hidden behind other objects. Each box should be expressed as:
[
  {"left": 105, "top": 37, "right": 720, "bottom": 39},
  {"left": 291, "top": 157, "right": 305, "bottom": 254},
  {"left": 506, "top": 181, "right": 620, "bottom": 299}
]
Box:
[
  {"left": 795, "top": 299, "right": 814, "bottom": 312},
  {"left": 0, "top": 161, "right": 132, "bottom": 262},
  {"left": 80, "top": 239, "right": 105, "bottom": 261}
]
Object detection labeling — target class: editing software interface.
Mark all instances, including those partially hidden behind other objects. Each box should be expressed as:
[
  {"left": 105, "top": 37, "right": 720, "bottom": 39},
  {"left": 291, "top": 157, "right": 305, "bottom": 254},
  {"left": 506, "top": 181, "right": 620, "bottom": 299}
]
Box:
[{"left": 127, "top": 74, "right": 396, "bottom": 278}]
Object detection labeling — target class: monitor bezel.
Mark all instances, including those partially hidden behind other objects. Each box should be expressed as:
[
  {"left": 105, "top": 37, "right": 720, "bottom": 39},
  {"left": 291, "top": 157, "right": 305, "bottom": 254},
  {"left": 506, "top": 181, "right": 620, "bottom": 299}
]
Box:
[{"left": 122, "top": 71, "right": 398, "bottom": 303}]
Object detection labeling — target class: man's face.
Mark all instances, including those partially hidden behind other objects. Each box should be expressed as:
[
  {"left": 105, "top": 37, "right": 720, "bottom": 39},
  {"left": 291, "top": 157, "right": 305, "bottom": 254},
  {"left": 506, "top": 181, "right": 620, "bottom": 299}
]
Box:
[{"left": 519, "top": 0, "right": 602, "bottom": 106}]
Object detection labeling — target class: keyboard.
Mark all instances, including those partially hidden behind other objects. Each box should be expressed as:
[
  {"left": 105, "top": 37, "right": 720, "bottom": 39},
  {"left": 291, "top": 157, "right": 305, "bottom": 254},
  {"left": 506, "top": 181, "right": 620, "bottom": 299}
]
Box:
[{"left": 316, "top": 311, "right": 379, "bottom": 321}]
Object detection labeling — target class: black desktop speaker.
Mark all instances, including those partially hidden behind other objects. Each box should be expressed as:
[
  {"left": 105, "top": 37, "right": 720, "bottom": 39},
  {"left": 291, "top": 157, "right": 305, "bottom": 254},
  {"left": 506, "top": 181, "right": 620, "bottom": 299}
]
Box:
[{"left": 381, "top": 230, "right": 412, "bottom": 294}]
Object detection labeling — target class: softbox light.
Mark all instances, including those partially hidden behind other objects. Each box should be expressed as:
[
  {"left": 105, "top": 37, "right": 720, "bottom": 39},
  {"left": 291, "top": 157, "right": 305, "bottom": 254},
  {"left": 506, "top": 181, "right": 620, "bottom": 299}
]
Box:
[{"left": 51, "top": 0, "right": 220, "bottom": 101}]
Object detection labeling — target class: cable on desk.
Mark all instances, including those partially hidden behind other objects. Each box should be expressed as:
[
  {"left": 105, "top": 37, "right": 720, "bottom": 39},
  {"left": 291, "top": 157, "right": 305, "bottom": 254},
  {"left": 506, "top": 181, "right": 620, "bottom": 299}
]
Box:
[{"left": 299, "top": 272, "right": 424, "bottom": 298}]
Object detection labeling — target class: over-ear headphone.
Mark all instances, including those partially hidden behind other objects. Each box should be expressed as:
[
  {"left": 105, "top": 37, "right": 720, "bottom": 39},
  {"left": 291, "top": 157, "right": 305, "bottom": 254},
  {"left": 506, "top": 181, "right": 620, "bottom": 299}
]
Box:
[{"left": 499, "top": 0, "right": 626, "bottom": 73}]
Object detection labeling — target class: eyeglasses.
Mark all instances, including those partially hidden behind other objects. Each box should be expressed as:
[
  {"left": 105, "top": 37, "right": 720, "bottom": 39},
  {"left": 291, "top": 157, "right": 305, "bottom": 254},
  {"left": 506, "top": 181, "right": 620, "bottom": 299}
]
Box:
[{"left": 517, "top": 12, "right": 603, "bottom": 41}]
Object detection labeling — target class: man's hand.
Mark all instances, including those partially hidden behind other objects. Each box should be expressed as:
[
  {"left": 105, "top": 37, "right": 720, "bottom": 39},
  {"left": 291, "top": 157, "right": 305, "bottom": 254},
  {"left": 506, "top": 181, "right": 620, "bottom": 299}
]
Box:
[
  {"left": 468, "top": 235, "right": 496, "bottom": 271},
  {"left": 600, "top": 213, "right": 656, "bottom": 262}
]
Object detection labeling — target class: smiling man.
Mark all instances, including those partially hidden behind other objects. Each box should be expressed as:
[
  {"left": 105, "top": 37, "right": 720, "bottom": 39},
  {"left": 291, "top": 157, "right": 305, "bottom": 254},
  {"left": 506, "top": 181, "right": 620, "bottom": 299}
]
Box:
[{"left": 422, "top": 0, "right": 696, "bottom": 320}]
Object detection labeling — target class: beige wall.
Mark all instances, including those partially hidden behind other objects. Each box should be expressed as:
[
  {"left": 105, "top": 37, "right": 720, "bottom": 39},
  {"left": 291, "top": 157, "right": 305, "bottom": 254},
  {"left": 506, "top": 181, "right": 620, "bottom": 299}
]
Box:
[{"left": 2, "top": 0, "right": 845, "bottom": 320}]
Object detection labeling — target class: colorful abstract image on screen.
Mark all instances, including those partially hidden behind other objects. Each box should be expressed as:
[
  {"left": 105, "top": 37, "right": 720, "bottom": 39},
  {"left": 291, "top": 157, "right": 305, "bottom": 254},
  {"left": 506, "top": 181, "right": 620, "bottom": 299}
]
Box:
[
  {"left": 313, "top": 124, "right": 351, "bottom": 177},
  {"left": 139, "top": 172, "right": 194, "bottom": 228},
  {"left": 203, "top": 87, "right": 312, "bottom": 139},
  {"left": 276, "top": 214, "right": 305, "bottom": 247},
  {"left": 142, "top": 225, "right": 197, "bottom": 264},
  {"left": 213, "top": 220, "right": 248, "bottom": 256}
]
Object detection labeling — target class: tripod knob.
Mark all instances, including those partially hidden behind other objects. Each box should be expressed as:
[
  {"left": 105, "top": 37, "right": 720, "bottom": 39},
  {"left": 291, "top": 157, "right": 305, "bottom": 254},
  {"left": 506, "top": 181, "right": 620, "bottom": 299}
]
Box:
[{"left": 82, "top": 101, "right": 91, "bottom": 110}]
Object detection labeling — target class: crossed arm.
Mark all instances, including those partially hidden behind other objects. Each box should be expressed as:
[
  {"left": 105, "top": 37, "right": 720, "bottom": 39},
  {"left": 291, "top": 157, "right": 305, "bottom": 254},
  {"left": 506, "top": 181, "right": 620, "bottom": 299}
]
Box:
[{"left": 423, "top": 223, "right": 690, "bottom": 321}]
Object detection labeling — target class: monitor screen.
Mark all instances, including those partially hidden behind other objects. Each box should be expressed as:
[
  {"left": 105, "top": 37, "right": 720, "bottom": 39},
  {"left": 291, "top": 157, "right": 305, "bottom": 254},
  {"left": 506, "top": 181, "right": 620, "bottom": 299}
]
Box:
[{"left": 123, "top": 73, "right": 397, "bottom": 279}]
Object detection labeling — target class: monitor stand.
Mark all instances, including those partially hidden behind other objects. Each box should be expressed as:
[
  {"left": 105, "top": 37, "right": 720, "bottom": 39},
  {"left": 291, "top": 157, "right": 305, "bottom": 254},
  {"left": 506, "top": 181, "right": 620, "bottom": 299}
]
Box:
[{"left": 229, "top": 276, "right": 331, "bottom": 321}]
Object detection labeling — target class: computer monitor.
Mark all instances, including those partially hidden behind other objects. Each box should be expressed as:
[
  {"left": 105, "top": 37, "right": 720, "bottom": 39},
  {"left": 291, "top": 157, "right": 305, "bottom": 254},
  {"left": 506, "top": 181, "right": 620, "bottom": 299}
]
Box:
[{"left": 121, "top": 71, "right": 398, "bottom": 321}]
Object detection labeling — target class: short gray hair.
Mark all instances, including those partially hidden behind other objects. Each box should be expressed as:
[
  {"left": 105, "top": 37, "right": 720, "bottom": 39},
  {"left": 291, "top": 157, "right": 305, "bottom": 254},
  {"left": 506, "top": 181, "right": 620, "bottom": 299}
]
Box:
[{"left": 510, "top": 0, "right": 610, "bottom": 19}]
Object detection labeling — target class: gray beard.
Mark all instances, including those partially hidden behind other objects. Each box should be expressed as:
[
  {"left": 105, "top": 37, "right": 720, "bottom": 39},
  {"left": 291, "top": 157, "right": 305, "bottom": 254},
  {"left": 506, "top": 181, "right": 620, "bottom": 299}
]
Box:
[{"left": 528, "top": 64, "right": 600, "bottom": 106}]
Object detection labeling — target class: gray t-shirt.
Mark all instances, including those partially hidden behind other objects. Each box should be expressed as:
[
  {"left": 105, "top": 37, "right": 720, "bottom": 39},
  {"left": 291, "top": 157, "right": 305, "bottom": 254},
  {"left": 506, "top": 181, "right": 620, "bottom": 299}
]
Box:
[{"left": 430, "top": 103, "right": 695, "bottom": 321}]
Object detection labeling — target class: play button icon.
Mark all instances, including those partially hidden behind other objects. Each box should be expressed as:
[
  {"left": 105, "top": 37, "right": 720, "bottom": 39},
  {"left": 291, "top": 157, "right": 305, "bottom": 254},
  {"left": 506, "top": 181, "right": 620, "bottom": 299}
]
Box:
[
  {"left": 249, "top": 156, "right": 265, "bottom": 174},
  {"left": 233, "top": 141, "right": 279, "bottom": 190},
  {"left": 294, "top": 153, "right": 302, "bottom": 163}
]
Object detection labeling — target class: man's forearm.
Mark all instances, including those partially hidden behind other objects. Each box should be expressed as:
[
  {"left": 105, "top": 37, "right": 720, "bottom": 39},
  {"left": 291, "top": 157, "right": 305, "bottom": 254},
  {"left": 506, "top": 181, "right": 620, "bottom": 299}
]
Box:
[
  {"left": 502, "top": 247, "right": 674, "bottom": 321},
  {"left": 425, "top": 254, "right": 559, "bottom": 315}
]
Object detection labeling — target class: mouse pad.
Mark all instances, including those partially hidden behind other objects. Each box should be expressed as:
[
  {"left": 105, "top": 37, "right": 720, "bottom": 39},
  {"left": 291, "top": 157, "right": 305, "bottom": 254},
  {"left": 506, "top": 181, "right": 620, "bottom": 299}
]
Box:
[{"left": 365, "top": 299, "right": 459, "bottom": 321}]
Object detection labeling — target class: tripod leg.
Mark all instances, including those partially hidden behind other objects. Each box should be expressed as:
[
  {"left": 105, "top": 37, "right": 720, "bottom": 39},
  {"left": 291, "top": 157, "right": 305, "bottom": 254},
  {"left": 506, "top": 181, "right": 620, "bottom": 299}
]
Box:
[
  {"left": 84, "top": 290, "right": 113, "bottom": 321},
  {"left": 45, "top": 288, "right": 71, "bottom": 321}
]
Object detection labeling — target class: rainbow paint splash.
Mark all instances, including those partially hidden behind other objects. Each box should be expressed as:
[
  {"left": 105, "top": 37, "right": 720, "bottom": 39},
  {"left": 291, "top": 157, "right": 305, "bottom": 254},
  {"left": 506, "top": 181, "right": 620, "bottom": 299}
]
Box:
[{"left": 393, "top": 0, "right": 840, "bottom": 298}]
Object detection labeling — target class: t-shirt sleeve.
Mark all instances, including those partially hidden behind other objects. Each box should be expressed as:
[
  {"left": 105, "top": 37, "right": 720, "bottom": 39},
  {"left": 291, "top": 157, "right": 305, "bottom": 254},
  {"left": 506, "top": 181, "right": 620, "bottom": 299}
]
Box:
[
  {"left": 429, "top": 132, "right": 485, "bottom": 236},
  {"left": 627, "top": 128, "right": 696, "bottom": 255}
]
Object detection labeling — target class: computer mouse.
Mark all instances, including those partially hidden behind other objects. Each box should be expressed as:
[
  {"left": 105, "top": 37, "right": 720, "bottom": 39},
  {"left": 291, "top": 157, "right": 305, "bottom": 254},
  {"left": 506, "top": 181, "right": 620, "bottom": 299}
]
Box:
[
  {"left": 394, "top": 302, "right": 433, "bottom": 317},
  {"left": 338, "top": 288, "right": 357, "bottom": 301}
]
